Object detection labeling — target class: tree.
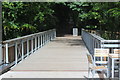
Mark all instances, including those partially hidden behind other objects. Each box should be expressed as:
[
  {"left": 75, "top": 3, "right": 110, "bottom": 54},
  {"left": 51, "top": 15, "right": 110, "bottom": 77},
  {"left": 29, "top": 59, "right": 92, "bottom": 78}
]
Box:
[
  {"left": 2, "top": 2, "right": 57, "bottom": 40},
  {"left": 65, "top": 2, "right": 120, "bottom": 39}
]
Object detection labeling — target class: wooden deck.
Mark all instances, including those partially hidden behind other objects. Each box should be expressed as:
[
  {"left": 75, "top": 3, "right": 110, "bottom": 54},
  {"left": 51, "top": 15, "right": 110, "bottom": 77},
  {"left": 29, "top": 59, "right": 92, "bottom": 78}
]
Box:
[{"left": 1, "top": 36, "right": 104, "bottom": 78}]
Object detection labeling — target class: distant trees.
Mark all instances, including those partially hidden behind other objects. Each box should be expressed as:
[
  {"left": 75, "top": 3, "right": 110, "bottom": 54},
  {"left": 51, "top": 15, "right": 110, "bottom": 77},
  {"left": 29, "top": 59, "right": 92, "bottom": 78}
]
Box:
[
  {"left": 65, "top": 2, "right": 120, "bottom": 39},
  {"left": 2, "top": 2, "right": 120, "bottom": 40},
  {"left": 2, "top": 2, "right": 57, "bottom": 40}
]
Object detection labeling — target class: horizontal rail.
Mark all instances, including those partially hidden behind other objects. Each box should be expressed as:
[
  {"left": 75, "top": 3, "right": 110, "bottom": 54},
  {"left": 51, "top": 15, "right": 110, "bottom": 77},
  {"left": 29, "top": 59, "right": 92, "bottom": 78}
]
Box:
[
  {"left": 101, "top": 40, "right": 120, "bottom": 42},
  {"left": 1, "top": 29, "right": 56, "bottom": 69},
  {"left": 3, "top": 29, "right": 56, "bottom": 43},
  {"left": 82, "top": 29, "right": 120, "bottom": 54}
]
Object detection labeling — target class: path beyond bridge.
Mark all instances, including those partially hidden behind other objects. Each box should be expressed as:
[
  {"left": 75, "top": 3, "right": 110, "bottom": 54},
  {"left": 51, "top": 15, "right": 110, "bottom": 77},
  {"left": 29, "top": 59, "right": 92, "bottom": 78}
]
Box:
[{"left": 1, "top": 36, "right": 92, "bottom": 78}]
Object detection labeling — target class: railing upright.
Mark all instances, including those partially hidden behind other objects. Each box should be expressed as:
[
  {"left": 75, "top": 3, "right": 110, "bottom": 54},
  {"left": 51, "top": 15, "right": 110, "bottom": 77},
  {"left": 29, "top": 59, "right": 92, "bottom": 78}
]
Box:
[
  {"left": 1, "top": 29, "right": 56, "bottom": 71},
  {"left": 41, "top": 35, "right": 43, "bottom": 47},
  {"left": 82, "top": 29, "right": 120, "bottom": 55},
  {"left": 22, "top": 41, "right": 24, "bottom": 60},
  {"left": 15, "top": 42, "right": 18, "bottom": 64},
  {"left": 27, "top": 39, "right": 29, "bottom": 56},
  {"left": 5, "top": 43, "right": 9, "bottom": 64}
]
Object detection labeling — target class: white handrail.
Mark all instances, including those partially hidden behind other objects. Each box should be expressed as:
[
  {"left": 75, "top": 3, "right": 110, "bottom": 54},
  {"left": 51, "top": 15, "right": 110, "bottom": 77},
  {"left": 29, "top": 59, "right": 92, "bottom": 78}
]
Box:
[
  {"left": 82, "top": 29, "right": 120, "bottom": 54},
  {"left": 2, "top": 29, "right": 56, "bottom": 66}
]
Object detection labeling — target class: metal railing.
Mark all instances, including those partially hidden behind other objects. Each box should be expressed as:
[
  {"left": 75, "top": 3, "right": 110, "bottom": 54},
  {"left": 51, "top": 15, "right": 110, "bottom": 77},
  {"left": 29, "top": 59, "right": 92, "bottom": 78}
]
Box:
[
  {"left": 82, "top": 29, "right": 120, "bottom": 55},
  {"left": 2, "top": 29, "right": 56, "bottom": 66}
]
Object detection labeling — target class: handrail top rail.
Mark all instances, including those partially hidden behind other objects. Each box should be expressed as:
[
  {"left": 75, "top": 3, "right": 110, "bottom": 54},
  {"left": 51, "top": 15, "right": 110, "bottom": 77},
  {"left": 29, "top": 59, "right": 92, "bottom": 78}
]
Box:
[
  {"left": 90, "top": 33, "right": 105, "bottom": 41},
  {"left": 3, "top": 29, "right": 56, "bottom": 44},
  {"left": 82, "top": 29, "right": 105, "bottom": 41},
  {"left": 82, "top": 28, "right": 120, "bottom": 43},
  {"left": 101, "top": 40, "right": 120, "bottom": 43}
]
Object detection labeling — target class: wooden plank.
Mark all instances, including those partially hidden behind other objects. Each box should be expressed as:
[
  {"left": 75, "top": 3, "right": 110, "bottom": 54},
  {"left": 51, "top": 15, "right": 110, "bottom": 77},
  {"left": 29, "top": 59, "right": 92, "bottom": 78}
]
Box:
[{"left": 1, "top": 36, "right": 91, "bottom": 78}]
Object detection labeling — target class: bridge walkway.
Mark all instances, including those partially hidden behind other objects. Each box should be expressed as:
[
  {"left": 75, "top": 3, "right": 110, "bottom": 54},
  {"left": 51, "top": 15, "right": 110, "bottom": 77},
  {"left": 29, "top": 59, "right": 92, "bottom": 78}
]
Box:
[{"left": 1, "top": 36, "right": 103, "bottom": 78}]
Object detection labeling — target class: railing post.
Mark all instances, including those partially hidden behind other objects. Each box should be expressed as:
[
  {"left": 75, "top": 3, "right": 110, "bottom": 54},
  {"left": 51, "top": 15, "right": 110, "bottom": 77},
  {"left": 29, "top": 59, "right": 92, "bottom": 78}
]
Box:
[
  {"left": 35, "top": 36, "right": 37, "bottom": 51},
  {"left": 27, "top": 39, "right": 29, "bottom": 56},
  {"left": 55, "top": 30, "right": 56, "bottom": 38},
  {"left": 47, "top": 33, "right": 49, "bottom": 42},
  {"left": 48, "top": 33, "right": 50, "bottom": 42},
  {"left": 38, "top": 36, "right": 39, "bottom": 48},
  {"left": 45, "top": 32, "right": 47, "bottom": 44},
  {"left": 31, "top": 37, "right": 33, "bottom": 54},
  {"left": 49, "top": 32, "right": 50, "bottom": 41},
  {"left": 47, "top": 33, "right": 48, "bottom": 43},
  {"left": 52, "top": 31, "right": 54, "bottom": 39},
  {"left": 15, "top": 42, "right": 18, "bottom": 64},
  {"left": 50, "top": 32, "right": 51, "bottom": 40},
  {"left": 22, "top": 41, "right": 24, "bottom": 60},
  {"left": 46, "top": 33, "right": 47, "bottom": 43},
  {"left": 43, "top": 34, "right": 45, "bottom": 45},
  {"left": 5, "top": 43, "right": 9, "bottom": 64},
  {"left": 51, "top": 32, "right": 53, "bottom": 40},
  {"left": 41, "top": 35, "right": 42, "bottom": 47}
]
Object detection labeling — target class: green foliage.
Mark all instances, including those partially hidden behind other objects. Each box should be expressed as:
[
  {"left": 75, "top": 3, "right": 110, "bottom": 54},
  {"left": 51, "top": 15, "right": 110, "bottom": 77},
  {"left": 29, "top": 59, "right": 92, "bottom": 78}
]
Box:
[
  {"left": 65, "top": 2, "right": 120, "bottom": 39},
  {"left": 2, "top": 2, "right": 120, "bottom": 40},
  {"left": 2, "top": 2, "right": 57, "bottom": 40}
]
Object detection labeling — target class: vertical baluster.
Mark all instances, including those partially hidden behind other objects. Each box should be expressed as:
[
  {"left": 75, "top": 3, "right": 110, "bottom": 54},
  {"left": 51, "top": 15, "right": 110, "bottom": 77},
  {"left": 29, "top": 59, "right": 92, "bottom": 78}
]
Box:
[
  {"left": 0, "top": 44, "right": 2, "bottom": 64},
  {"left": 22, "top": 41, "right": 24, "bottom": 60},
  {"left": 49, "top": 32, "right": 50, "bottom": 42},
  {"left": 15, "top": 42, "right": 18, "bottom": 64},
  {"left": 46, "top": 33, "right": 48, "bottom": 43},
  {"left": 45, "top": 33, "right": 46, "bottom": 44},
  {"left": 43, "top": 34, "right": 45, "bottom": 45},
  {"left": 27, "top": 39, "right": 29, "bottom": 56},
  {"left": 49, "top": 32, "right": 50, "bottom": 41},
  {"left": 47, "top": 33, "right": 49, "bottom": 42},
  {"left": 52, "top": 31, "right": 54, "bottom": 39},
  {"left": 31, "top": 37, "right": 33, "bottom": 53},
  {"left": 54, "top": 30, "right": 56, "bottom": 38},
  {"left": 51, "top": 32, "right": 53, "bottom": 40},
  {"left": 50, "top": 32, "right": 51, "bottom": 41},
  {"left": 51, "top": 32, "right": 52, "bottom": 40},
  {"left": 38, "top": 35, "right": 40, "bottom": 48},
  {"left": 5, "top": 43, "right": 9, "bottom": 64},
  {"left": 45, "top": 33, "right": 47, "bottom": 44},
  {"left": 35, "top": 36, "right": 37, "bottom": 51},
  {"left": 46, "top": 33, "right": 47, "bottom": 43},
  {"left": 42, "top": 34, "right": 44, "bottom": 46},
  {"left": 41, "top": 35, "right": 43, "bottom": 47}
]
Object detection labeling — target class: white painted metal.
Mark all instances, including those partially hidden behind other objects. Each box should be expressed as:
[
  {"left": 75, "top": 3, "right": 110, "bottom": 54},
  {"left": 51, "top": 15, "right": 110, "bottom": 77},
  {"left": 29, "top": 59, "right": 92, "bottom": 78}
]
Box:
[
  {"left": 31, "top": 37, "right": 33, "bottom": 54},
  {"left": 45, "top": 33, "right": 47, "bottom": 44},
  {"left": 108, "top": 56, "right": 120, "bottom": 78},
  {"left": 43, "top": 34, "right": 45, "bottom": 45},
  {"left": 0, "top": 44, "right": 2, "bottom": 64},
  {"left": 5, "top": 43, "right": 9, "bottom": 64},
  {"left": 27, "top": 39, "right": 29, "bottom": 56},
  {"left": 82, "top": 29, "right": 120, "bottom": 55},
  {"left": 47, "top": 33, "right": 48, "bottom": 42},
  {"left": 35, "top": 36, "right": 37, "bottom": 50},
  {"left": 15, "top": 42, "right": 18, "bottom": 64},
  {"left": 41, "top": 35, "right": 43, "bottom": 47},
  {"left": 38, "top": 36, "right": 40, "bottom": 48},
  {"left": 112, "top": 59, "right": 114, "bottom": 78},
  {"left": 1, "top": 29, "right": 56, "bottom": 73},
  {"left": 21, "top": 41, "right": 24, "bottom": 60}
]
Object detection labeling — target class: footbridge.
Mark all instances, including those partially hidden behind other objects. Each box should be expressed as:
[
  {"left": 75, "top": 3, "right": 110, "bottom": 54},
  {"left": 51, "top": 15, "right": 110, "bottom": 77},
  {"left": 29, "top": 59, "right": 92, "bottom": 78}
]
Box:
[{"left": 0, "top": 29, "right": 119, "bottom": 79}]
